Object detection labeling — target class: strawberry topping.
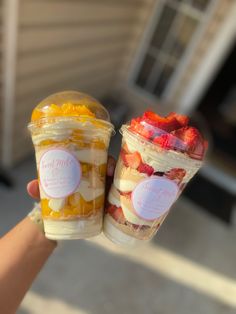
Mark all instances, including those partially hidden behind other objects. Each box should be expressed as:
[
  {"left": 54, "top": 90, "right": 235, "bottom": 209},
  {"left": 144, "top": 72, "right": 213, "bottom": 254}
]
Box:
[
  {"left": 171, "top": 126, "right": 205, "bottom": 159},
  {"left": 167, "top": 112, "right": 189, "bottom": 127},
  {"left": 129, "top": 117, "right": 154, "bottom": 139},
  {"left": 127, "top": 110, "right": 207, "bottom": 160},
  {"left": 153, "top": 134, "right": 174, "bottom": 149},
  {"left": 171, "top": 127, "right": 199, "bottom": 149},
  {"left": 142, "top": 111, "right": 180, "bottom": 132}
]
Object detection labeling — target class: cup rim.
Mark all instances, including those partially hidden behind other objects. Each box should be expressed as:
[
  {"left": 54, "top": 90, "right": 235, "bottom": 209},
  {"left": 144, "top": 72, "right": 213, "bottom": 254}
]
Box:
[
  {"left": 120, "top": 124, "right": 205, "bottom": 162},
  {"left": 28, "top": 115, "right": 115, "bottom": 135}
]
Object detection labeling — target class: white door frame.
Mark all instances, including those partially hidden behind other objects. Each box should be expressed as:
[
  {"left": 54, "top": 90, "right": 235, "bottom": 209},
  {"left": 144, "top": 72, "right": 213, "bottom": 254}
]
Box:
[{"left": 178, "top": 2, "right": 236, "bottom": 114}]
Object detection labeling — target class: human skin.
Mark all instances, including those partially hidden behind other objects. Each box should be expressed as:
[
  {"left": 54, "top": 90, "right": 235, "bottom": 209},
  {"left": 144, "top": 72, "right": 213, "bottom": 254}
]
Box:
[{"left": 0, "top": 156, "right": 116, "bottom": 314}]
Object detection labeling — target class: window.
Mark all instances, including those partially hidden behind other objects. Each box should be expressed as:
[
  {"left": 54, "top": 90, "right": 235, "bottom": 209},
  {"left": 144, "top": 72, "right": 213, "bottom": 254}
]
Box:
[{"left": 132, "top": 0, "right": 213, "bottom": 99}]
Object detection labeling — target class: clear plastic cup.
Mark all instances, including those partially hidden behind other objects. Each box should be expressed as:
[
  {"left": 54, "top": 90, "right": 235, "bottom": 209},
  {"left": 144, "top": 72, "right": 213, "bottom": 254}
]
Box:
[
  {"left": 28, "top": 91, "right": 114, "bottom": 240},
  {"left": 103, "top": 114, "right": 207, "bottom": 246}
]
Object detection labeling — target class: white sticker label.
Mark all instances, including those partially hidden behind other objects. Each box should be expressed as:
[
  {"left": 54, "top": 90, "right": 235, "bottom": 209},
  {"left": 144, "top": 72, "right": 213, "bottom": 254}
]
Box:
[
  {"left": 132, "top": 177, "right": 179, "bottom": 221},
  {"left": 39, "top": 149, "right": 81, "bottom": 199}
]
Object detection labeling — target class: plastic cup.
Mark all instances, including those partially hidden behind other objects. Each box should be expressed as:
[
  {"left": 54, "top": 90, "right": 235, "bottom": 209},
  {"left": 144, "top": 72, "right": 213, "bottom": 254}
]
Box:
[
  {"left": 103, "top": 116, "right": 206, "bottom": 246},
  {"left": 28, "top": 91, "right": 114, "bottom": 240}
]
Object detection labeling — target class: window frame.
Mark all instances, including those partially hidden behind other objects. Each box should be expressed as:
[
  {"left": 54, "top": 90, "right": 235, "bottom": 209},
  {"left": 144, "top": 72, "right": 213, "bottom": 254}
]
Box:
[{"left": 128, "top": 0, "right": 218, "bottom": 104}]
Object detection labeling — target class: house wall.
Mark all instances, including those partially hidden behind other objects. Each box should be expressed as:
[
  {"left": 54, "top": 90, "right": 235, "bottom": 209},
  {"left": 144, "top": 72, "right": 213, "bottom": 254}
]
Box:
[
  {"left": 0, "top": 0, "right": 3, "bottom": 160},
  {"left": 115, "top": 0, "right": 157, "bottom": 114},
  {"left": 116, "top": 0, "right": 235, "bottom": 116},
  {"left": 2, "top": 0, "right": 234, "bottom": 165},
  {"left": 7, "top": 0, "right": 146, "bottom": 164}
]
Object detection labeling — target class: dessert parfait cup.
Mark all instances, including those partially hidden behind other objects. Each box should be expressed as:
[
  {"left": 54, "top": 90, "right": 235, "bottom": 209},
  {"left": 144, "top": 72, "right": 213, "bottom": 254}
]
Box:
[
  {"left": 103, "top": 111, "right": 207, "bottom": 246},
  {"left": 28, "top": 91, "right": 114, "bottom": 240}
]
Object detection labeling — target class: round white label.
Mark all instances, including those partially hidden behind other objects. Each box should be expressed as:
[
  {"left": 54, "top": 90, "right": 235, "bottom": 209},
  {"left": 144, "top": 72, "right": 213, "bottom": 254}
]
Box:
[
  {"left": 39, "top": 149, "right": 81, "bottom": 198},
  {"left": 132, "top": 177, "right": 179, "bottom": 221}
]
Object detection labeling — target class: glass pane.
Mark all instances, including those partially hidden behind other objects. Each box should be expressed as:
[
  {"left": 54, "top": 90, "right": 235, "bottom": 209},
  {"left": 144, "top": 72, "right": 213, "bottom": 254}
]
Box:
[
  {"left": 192, "top": 0, "right": 211, "bottom": 11},
  {"left": 154, "top": 63, "right": 174, "bottom": 96},
  {"left": 135, "top": 54, "right": 156, "bottom": 88},
  {"left": 151, "top": 5, "right": 176, "bottom": 50},
  {"left": 168, "top": 15, "right": 198, "bottom": 59}
]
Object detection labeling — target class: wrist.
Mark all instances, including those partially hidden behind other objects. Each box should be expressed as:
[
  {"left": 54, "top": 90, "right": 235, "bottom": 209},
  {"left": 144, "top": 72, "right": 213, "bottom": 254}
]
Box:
[
  {"left": 27, "top": 203, "right": 57, "bottom": 247},
  {"left": 28, "top": 203, "right": 44, "bottom": 232}
]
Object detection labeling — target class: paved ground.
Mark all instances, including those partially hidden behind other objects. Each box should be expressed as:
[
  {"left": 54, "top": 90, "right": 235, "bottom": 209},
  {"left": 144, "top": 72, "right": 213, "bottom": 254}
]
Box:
[{"left": 1, "top": 158, "right": 236, "bottom": 314}]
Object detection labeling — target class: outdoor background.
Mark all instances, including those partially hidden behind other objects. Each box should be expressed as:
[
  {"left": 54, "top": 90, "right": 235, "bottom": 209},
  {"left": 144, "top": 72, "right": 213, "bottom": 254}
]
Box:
[{"left": 0, "top": 1, "right": 235, "bottom": 313}]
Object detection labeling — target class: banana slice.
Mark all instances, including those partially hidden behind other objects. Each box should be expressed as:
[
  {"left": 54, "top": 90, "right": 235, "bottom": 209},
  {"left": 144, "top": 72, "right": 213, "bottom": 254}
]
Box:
[{"left": 48, "top": 198, "right": 66, "bottom": 212}]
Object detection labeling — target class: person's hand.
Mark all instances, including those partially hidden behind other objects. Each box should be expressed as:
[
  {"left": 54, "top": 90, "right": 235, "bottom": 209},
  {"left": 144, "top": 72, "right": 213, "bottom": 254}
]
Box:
[{"left": 27, "top": 155, "right": 116, "bottom": 199}]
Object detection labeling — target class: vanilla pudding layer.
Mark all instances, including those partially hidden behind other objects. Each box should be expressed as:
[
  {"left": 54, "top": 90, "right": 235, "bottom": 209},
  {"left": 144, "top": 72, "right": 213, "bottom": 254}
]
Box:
[{"left": 122, "top": 127, "right": 202, "bottom": 183}]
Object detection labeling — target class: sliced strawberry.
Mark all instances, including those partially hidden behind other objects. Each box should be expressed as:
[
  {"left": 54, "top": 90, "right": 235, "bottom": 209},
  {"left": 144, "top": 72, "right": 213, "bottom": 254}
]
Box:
[
  {"left": 153, "top": 134, "right": 173, "bottom": 149},
  {"left": 120, "top": 191, "right": 132, "bottom": 198},
  {"left": 106, "top": 204, "right": 116, "bottom": 215},
  {"left": 171, "top": 127, "right": 200, "bottom": 150},
  {"left": 107, "top": 204, "right": 126, "bottom": 224},
  {"left": 167, "top": 112, "right": 189, "bottom": 127},
  {"left": 123, "top": 151, "right": 142, "bottom": 169},
  {"left": 142, "top": 111, "right": 179, "bottom": 132},
  {"left": 165, "top": 168, "right": 186, "bottom": 182},
  {"left": 129, "top": 118, "right": 154, "bottom": 139},
  {"left": 137, "top": 162, "right": 154, "bottom": 176},
  {"left": 172, "top": 126, "right": 207, "bottom": 159},
  {"left": 189, "top": 138, "right": 206, "bottom": 160}
]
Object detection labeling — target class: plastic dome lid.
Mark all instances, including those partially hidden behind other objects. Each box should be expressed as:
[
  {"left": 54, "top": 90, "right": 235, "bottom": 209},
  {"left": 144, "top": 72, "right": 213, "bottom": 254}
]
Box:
[{"left": 31, "top": 90, "right": 111, "bottom": 122}]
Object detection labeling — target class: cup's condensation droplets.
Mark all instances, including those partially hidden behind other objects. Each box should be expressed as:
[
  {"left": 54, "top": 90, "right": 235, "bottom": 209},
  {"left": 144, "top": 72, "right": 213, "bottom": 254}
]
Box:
[
  {"left": 39, "top": 149, "right": 81, "bottom": 198},
  {"left": 132, "top": 177, "right": 179, "bottom": 221}
]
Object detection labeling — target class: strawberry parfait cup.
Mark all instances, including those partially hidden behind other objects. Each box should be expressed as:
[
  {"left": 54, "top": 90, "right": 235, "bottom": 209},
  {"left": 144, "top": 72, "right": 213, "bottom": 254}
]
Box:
[
  {"left": 28, "top": 91, "right": 114, "bottom": 240},
  {"left": 103, "top": 111, "right": 207, "bottom": 246}
]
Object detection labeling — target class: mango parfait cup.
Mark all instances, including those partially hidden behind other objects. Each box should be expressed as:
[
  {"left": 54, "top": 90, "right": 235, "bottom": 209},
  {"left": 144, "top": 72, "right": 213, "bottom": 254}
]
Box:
[{"left": 28, "top": 91, "right": 114, "bottom": 240}]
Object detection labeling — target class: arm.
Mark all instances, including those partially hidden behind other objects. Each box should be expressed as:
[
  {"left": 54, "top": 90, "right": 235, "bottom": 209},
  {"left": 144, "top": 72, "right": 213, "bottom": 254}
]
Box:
[
  {"left": 0, "top": 217, "right": 57, "bottom": 314},
  {"left": 0, "top": 156, "right": 115, "bottom": 314}
]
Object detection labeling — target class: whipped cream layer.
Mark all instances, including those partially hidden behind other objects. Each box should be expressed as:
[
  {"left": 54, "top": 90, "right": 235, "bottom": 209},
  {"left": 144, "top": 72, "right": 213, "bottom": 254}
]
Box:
[
  {"left": 113, "top": 159, "right": 146, "bottom": 192},
  {"left": 74, "top": 149, "right": 107, "bottom": 165},
  {"left": 35, "top": 145, "right": 107, "bottom": 170},
  {"left": 32, "top": 119, "right": 111, "bottom": 145},
  {"left": 44, "top": 215, "right": 102, "bottom": 240},
  {"left": 123, "top": 128, "right": 202, "bottom": 183}
]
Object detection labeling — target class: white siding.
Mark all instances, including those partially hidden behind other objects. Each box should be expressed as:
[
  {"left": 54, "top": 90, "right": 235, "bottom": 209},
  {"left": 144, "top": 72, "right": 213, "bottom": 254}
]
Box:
[{"left": 12, "top": 0, "right": 144, "bottom": 163}]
